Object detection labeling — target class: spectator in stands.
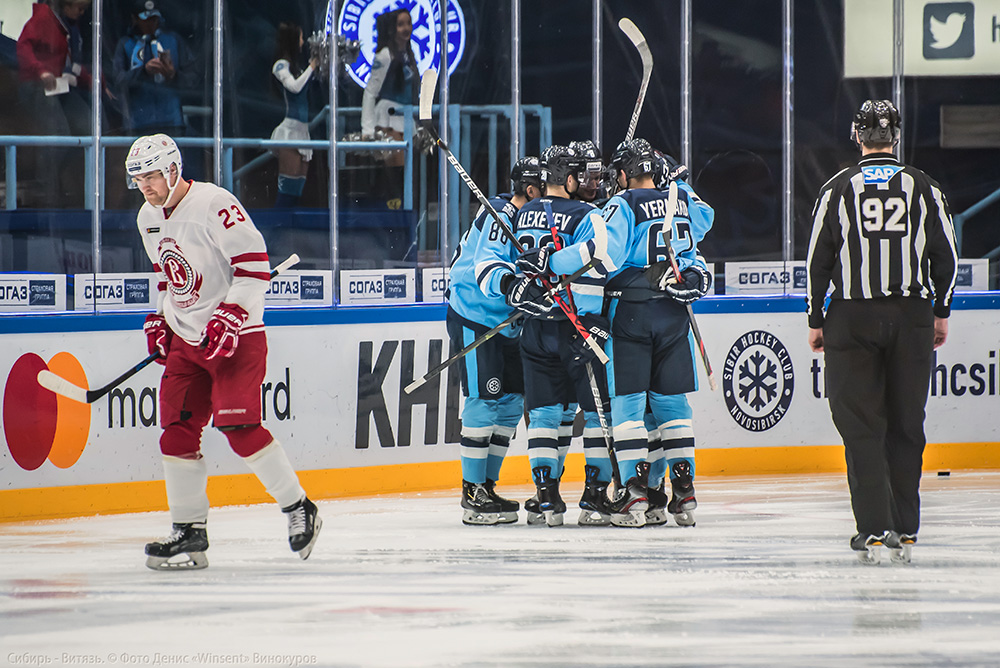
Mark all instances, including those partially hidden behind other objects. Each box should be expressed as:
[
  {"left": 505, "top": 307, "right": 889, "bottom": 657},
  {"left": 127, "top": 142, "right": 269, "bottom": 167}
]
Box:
[
  {"left": 270, "top": 22, "right": 318, "bottom": 208},
  {"left": 17, "top": 0, "right": 96, "bottom": 205},
  {"left": 111, "top": 0, "right": 195, "bottom": 136}
]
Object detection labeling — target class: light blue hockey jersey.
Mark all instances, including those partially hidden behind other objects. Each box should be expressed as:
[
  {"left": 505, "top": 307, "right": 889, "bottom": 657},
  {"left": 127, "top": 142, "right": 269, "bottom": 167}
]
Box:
[
  {"left": 604, "top": 181, "right": 714, "bottom": 294},
  {"left": 481, "top": 196, "right": 620, "bottom": 317},
  {"left": 448, "top": 195, "right": 520, "bottom": 332}
]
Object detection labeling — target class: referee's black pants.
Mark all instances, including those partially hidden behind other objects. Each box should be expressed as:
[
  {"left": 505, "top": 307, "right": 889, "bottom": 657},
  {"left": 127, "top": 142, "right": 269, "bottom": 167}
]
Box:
[{"left": 823, "top": 296, "right": 935, "bottom": 537}]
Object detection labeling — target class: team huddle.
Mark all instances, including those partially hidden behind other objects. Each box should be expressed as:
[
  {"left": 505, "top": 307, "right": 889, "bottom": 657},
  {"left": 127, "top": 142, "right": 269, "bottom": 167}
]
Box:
[{"left": 446, "top": 138, "right": 714, "bottom": 529}]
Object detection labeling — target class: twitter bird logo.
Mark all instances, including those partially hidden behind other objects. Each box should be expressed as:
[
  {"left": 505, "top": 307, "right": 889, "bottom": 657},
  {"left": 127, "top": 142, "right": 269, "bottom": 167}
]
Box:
[
  {"left": 929, "top": 12, "right": 966, "bottom": 49},
  {"left": 924, "top": 3, "right": 974, "bottom": 59}
]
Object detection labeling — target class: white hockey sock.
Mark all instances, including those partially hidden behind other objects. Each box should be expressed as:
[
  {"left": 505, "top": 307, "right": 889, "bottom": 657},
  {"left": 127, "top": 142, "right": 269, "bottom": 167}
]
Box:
[
  {"left": 163, "top": 455, "right": 209, "bottom": 524},
  {"left": 242, "top": 440, "right": 306, "bottom": 510}
]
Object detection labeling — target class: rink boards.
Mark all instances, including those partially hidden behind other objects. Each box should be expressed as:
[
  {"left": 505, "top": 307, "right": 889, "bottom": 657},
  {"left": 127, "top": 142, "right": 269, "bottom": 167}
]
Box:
[{"left": 2, "top": 295, "right": 999, "bottom": 521}]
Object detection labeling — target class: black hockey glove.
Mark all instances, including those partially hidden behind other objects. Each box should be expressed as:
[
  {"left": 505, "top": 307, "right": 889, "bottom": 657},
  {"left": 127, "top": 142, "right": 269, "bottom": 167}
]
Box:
[
  {"left": 647, "top": 263, "right": 711, "bottom": 303},
  {"left": 502, "top": 273, "right": 555, "bottom": 316},
  {"left": 569, "top": 313, "right": 611, "bottom": 364},
  {"left": 515, "top": 244, "right": 553, "bottom": 277}
]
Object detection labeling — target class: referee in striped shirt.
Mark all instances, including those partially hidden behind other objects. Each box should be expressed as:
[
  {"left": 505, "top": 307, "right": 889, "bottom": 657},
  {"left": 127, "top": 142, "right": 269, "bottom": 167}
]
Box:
[{"left": 806, "top": 99, "right": 958, "bottom": 562}]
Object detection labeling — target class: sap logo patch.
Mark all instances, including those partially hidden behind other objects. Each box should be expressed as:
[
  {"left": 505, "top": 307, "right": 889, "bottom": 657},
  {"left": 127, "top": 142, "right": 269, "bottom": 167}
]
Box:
[
  {"left": 924, "top": 3, "right": 974, "bottom": 59},
  {"left": 861, "top": 165, "right": 903, "bottom": 185}
]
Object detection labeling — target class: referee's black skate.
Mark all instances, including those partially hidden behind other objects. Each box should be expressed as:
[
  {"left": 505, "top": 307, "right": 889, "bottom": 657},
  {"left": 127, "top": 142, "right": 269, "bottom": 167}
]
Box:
[
  {"left": 144, "top": 522, "right": 209, "bottom": 571},
  {"left": 283, "top": 497, "right": 322, "bottom": 559},
  {"left": 610, "top": 462, "right": 650, "bottom": 528},
  {"left": 578, "top": 465, "right": 612, "bottom": 526},
  {"left": 531, "top": 466, "right": 566, "bottom": 527},
  {"left": 668, "top": 461, "right": 697, "bottom": 527},
  {"left": 461, "top": 481, "right": 502, "bottom": 525},
  {"left": 890, "top": 533, "right": 916, "bottom": 564},
  {"left": 851, "top": 531, "right": 894, "bottom": 565},
  {"left": 484, "top": 479, "right": 520, "bottom": 524}
]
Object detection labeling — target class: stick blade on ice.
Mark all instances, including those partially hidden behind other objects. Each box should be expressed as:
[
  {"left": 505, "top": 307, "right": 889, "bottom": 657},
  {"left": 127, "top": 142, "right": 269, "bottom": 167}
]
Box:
[
  {"left": 419, "top": 69, "right": 438, "bottom": 122},
  {"left": 37, "top": 369, "right": 89, "bottom": 404}
]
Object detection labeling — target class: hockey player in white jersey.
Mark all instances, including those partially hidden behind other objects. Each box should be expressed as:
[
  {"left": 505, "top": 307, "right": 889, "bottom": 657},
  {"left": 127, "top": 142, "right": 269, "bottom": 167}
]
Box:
[{"left": 126, "top": 134, "right": 321, "bottom": 569}]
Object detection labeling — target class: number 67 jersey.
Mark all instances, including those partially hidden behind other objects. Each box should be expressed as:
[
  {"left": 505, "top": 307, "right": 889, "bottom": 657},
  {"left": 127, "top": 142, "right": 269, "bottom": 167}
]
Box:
[
  {"left": 603, "top": 180, "right": 715, "bottom": 295},
  {"left": 137, "top": 181, "right": 271, "bottom": 345}
]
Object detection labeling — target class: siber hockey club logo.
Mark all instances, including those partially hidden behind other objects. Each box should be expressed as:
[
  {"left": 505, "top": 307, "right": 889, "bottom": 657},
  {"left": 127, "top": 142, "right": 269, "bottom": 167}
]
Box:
[
  {"left": 333, "top": 0, "right": 467, "bottom": 89},
  {"left": 158, "top": 238, "right": 202, "bottom": 308},
  {"left": 722, "top": 330, "right": 794, "bottom": 432}
]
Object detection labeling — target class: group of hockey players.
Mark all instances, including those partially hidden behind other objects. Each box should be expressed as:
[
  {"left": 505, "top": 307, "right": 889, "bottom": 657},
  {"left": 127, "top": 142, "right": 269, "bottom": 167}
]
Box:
[{"left": 447, "top": 137, "right": 714, "bottom": 529}]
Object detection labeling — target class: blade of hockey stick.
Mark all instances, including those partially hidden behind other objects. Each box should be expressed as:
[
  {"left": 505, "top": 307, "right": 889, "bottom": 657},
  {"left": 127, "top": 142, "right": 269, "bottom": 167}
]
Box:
[
  {"left": 38, "top": 254, "right": 302, "bottom": 404},
  {"left": 618, "top": 18, "right": 652, "bottom": 144},
  {"left": 664, "top": 181, "right": 717, "bottom": 391},
  {"left": 403, "top": 256, "right": 602, "bottom": 395}
]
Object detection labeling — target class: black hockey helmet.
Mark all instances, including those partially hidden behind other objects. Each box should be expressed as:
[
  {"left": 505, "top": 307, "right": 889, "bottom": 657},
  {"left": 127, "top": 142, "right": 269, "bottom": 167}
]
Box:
[
  {"left": 569, "top": 139, "right": 601, "bottom": 161},
  {"left": 510, "top": 156, "right": 541, "bottom": 195},
  {"left": 610, "top": 138, "right": 656, "bottom": 181},
  {"left": 653, "top": 150, "right": 690, "bottom": 189},
  {"left": 851, "top": 99, "right": 901, "bottom": 146},
  {"left": 540, "top": 145, "right": 580, "bottom": 186}
]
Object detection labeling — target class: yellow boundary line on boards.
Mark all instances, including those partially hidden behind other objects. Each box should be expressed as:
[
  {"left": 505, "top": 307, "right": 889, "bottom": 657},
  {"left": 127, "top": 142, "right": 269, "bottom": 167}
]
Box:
[{"left": 1, "top": 442, "right": 997, "bottom": 523}]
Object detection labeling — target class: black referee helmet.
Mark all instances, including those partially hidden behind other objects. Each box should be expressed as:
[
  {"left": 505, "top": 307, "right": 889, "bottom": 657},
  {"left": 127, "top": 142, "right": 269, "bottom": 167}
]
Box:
[{"left": 851, "top": 99, "right": 901, "bottom": 147}]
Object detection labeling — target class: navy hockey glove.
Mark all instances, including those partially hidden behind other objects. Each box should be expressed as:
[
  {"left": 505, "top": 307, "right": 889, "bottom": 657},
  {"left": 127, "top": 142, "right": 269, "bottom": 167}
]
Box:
[
  {"left": 664, "top": 265, "right": 712, "bottom": 304},
  {"left": 502, "top": 274, "right": 554, "bottom": 316},
  {"left": 515, "top": 244, "right": 553, "bottom": 277},
  {"left": 143, "top": 313, "right": 172, "bottom": 364},
  {"left": 569, "top": 313, "right": 611, "bottom": 364}
]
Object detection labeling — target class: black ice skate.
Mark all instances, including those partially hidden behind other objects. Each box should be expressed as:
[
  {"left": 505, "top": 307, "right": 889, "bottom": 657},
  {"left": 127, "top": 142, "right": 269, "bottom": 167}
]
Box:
[
  {"left": 531, "top": 466, "right": 566, "bottom": 527},
  {"left": 578, "top": 465, "right": 613, "bottom": 526},
  {"left": 851, "top": 531, "right": 894, "bottom": 565},
  {"left": 484, "top": 479, "right": 520, "bottom": 524},
  {"left": 610, "top": 462, "right": 650, "bottom": 528},
  {"left": 461, "top": 481, "right": 502, "bottom": 525},
  {"left": 668, "top": 461, "right": 697, "bottom": 527},
  {"left": 890, "top": 533, "right": 915, "bottom": 564},
  {"left": 523, "top": 494, "right": 545, "bottom": 525},
  {"left": 645, "top": 481, "right": 669, "bottom": 526},
  {"left": 283, "top": 497, "right": 322, "bottom": 559},
  {"left": 144, "top": 522, "right": 209, "bottom": 571}
]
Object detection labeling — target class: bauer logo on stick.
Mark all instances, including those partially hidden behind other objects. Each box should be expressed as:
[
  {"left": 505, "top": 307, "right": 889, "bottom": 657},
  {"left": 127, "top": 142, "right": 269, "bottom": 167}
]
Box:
[{"left": 333, "top": 0, "right": 467, "bottom": 88}]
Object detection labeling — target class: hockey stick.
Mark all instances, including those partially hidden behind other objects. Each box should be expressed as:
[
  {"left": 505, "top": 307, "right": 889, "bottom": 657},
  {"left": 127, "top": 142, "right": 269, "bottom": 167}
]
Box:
[
  {"left": 418, "top": 69, "right": 608, "bottom": 364},
  {"left": 403, "top": 257, "right": 601, "bottom": 395},
  {"left": 663, "top": 181, "right": 717, "bottom": 391},
  {"left": 542, "top": 198, "right": 620, "bottom": 486},
  {"left": 607, "top": 18, "right": 654, "bottom": 199},
  {"left": 618, "top": 18, "right": 652, "bottom": 145},
  {"left": 37, "top": 254, "right": 301, "bottom": 403}
]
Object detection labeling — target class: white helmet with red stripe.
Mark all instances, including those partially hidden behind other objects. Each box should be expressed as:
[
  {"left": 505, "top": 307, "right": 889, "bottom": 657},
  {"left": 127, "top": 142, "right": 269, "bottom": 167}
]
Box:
[{"left": 125, "top": 134, "right": 183, "bottom": 206}]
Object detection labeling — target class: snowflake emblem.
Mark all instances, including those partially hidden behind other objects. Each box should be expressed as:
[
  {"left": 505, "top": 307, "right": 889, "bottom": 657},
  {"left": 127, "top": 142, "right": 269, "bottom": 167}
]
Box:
[{"left": 723, "top": 331, "right": 794, "bottom": 432}]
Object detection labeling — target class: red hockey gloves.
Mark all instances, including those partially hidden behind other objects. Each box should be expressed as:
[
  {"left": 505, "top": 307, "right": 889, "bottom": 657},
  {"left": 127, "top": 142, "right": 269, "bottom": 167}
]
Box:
[
  {"left": 501, "top": 273, "right": 555, "bottom": 317},
  {"left": 143, "top": 313, "right": 172, "bottom": 364},
  {"left": 515, "top": 244, "right": 553, "bottom": 277},
  {"left": 202, "top": 302, "right": 249, "bottom": 360}
]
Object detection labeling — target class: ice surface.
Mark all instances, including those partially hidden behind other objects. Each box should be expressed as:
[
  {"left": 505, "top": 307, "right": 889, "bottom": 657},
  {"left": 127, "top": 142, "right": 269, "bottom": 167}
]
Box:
[{"left": 3, "top": 472, "right": 1000, "bottom": 667}]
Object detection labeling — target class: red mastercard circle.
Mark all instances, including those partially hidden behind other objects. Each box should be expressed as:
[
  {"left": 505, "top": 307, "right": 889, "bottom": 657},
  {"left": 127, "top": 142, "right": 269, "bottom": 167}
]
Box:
[{"left": 3, "top": 353, "right": 58, "bottom": 471}]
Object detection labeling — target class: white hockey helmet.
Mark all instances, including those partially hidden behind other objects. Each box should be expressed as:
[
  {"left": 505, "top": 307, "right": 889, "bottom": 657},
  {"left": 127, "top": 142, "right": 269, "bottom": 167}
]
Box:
[{"left": 125, "top": 134, "right": 182, "bottom": 189}]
